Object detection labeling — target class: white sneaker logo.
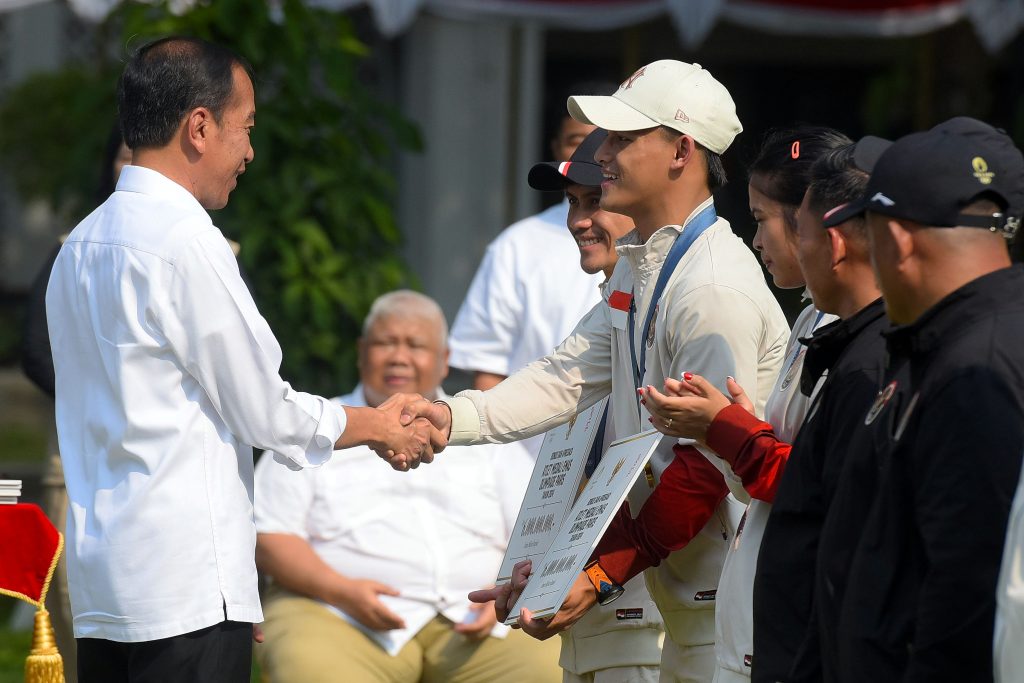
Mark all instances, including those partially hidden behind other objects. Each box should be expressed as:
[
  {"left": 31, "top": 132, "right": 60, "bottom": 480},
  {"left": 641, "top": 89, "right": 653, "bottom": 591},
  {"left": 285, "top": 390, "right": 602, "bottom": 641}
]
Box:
[{"left": 871, "top": 192, "right": 895, "bottom": 207}]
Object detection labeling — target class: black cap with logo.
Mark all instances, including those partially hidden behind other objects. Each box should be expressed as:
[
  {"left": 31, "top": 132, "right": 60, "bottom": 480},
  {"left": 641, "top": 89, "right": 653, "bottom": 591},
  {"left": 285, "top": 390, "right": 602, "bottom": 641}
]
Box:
[
  {"left": 849, "top": 117, "right": 1024, "bottom": 232},
  {"left": 528, "top": 128, "right": 607, "bottom": 191}
]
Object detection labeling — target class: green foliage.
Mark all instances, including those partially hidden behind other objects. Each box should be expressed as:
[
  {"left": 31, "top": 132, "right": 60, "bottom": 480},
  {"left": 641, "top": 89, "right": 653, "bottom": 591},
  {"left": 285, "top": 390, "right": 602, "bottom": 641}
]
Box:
[
  {"left": 0, "top": 67, "right": 120, "bottom": 218},
  {"left": 0, "top": 301, "right": 25, "bottom": 366},
  {"left": 0, "top": 424, "right": 47, "bottom": 464},
  {"left": 861, "top": 62, "right": 913, "bottom": 136},
  {"left": 0, "top": 0, "right": 420, "bottom": 394},
  {"left": 0, "top": 624, "right": 30, "bottom": 683}
]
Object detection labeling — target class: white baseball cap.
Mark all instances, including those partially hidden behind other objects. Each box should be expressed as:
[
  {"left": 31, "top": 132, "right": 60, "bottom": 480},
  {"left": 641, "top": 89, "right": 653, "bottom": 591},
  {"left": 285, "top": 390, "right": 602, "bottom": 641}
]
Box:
[{"left": 567, "top": 60, "right": 742, "bottom": 155}]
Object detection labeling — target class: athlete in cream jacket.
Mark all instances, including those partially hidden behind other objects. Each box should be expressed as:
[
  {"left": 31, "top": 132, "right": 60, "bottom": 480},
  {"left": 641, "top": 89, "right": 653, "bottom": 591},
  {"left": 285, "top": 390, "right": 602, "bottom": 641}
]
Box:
[
  {"left": 446, "top": 198, "right": 789, "bottom": 679},
  {"left": 560, "top": 282, "right": 665, "bottom": 682}
]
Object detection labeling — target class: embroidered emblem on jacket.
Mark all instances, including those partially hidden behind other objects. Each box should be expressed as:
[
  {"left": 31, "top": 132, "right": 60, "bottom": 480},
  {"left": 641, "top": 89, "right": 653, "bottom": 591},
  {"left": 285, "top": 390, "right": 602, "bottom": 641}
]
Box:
[{"left": 864, "top": 380, "right": 898, "bottom": 425}]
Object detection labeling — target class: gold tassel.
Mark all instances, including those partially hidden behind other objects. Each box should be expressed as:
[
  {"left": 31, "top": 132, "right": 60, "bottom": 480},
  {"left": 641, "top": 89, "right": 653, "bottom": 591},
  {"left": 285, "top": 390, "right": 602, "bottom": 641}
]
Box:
[{"left": 25, "top": 609, "right": 65, "bottom": 683}]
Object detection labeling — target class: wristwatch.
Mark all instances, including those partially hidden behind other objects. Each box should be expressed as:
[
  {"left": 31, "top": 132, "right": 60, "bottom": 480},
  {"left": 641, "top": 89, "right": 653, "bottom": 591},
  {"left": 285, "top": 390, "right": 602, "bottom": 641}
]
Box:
[{"left": 584, "top": 560, "right": 625, "bottom": 606}]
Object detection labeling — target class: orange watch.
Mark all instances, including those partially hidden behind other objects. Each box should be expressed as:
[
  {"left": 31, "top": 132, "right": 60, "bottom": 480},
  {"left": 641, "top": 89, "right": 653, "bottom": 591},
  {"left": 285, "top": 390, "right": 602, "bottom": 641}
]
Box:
[{"left": 584, "top": 560, "right": 625, "bottom": 606}]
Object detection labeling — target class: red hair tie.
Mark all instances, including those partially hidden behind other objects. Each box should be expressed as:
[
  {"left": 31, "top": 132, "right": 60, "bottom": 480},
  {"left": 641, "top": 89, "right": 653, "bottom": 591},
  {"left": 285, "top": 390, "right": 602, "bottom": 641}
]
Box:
[{"left": 791, "top": 141, "right": 800, "bottom": 159}]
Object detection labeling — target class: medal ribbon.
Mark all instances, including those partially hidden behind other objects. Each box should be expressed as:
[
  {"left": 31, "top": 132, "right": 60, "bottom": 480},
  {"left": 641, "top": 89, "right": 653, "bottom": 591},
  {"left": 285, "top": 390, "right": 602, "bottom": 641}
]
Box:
[{"left": 628, "top": 204, "right": 718, "bottom": 411}]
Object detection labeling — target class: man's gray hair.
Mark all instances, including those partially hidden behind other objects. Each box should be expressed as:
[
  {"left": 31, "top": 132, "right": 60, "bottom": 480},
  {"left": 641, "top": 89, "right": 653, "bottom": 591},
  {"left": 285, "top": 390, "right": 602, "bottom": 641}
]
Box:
[{"left": 362, "top": 290, "right": 449, "bottom": 346}]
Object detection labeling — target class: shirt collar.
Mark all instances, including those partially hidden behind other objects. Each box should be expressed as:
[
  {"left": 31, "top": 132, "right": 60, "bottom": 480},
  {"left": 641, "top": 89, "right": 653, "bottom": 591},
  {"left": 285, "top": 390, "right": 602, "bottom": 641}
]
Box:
[
  {"left": 883, "top": 265, "right": 1024, "bottom": 358},
  {"left": 615, "top": 195, "right": 716, "bottom": 264},
  {"left": 800, "top": 298, "right": 886, "bottom": 397},
  {"left": 115, "top": 165, "right": 206, "bottom": 213}
]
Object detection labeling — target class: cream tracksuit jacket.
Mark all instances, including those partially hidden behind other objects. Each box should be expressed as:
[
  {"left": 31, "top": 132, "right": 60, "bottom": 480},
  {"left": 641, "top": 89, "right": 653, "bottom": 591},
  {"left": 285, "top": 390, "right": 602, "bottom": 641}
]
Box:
[{"left": 448, "top": 197, "right": 789, "bottom": 658}]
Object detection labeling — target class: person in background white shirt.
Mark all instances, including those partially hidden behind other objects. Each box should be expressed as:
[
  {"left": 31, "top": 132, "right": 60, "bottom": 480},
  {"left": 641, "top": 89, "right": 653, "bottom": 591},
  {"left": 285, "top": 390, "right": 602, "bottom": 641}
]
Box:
[
  {"left": 447, "top": 81, "right": 615, "bottom": 457},
  {"left": 254, "top": 290, "right": 561, "bottom": 683},
  {"left": 46, "top": 37, "right": 444, "bottom": 683}
]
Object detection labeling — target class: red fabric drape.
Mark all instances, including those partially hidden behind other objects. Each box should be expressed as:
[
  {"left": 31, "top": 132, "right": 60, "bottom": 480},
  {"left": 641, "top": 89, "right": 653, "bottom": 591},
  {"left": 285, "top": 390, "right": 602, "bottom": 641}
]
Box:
[{"left": 0, "top": 503, "right": 62, "bottom": 606}]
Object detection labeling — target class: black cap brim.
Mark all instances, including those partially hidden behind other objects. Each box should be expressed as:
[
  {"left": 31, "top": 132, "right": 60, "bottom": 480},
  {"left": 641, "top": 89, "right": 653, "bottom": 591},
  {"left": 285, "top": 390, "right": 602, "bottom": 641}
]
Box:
[
  {"left": 822, "top": 198, "right": 869, "bottom": 228},
  {"left": 527, "top": 161, "right": 605, "bottom": 191}
]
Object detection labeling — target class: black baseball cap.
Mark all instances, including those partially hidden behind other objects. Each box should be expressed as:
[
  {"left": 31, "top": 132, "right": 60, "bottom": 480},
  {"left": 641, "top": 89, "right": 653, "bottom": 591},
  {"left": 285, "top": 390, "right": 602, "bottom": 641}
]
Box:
[
  {"left": 528, "top": 128, "right": 607, "bottom": 191},
  {"left": 821, "top": 135, "right": 892, "bottom": 228},
  {"left": 848, "top": 117, "right": 1024, "bottom": 231}
]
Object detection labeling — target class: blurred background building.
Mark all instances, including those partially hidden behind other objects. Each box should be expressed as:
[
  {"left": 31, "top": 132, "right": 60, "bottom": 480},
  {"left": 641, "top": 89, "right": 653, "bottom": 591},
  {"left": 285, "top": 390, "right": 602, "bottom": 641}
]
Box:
[
  {"left": 1, "top": 0, "right": 1023, "bottom": 489},
  {"left": 3, "top": 0, "right": 1024, "bottom": 318}
]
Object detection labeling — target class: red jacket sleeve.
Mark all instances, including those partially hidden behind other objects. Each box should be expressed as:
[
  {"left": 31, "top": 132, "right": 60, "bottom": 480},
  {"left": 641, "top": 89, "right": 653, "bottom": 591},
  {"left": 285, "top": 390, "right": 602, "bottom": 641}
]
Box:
[
  {"left": 705, "top": 403, "right": 792, "bottom": 503},
  {"left": 592, "top": 444, "right": 729, "bottom": 585}
]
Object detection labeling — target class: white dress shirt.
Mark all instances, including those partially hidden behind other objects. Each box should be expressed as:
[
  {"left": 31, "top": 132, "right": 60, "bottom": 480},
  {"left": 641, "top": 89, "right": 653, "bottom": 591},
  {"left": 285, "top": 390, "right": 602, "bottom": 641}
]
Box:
[
  {"left": 448, "top": 201, "right": 604, "bottom": 457},
  {"left": 46, "top": 165, "right": 348, "bottom": 642},
  {"left": 255, "top": 386, "right": 526, "bottom": 655}
]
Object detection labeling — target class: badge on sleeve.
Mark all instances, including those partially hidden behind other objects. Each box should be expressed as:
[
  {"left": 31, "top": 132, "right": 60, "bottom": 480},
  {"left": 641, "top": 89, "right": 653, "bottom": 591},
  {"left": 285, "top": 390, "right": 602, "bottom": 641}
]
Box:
[{"left": 608, "top": 290, "right": 632, "bottom": 330}]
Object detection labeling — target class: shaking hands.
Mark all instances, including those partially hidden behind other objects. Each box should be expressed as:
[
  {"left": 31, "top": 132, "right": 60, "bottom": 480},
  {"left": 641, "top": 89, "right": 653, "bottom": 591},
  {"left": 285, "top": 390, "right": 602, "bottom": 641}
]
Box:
[{"left": 366, "top": 393, "right": 454, "bottom": 471}]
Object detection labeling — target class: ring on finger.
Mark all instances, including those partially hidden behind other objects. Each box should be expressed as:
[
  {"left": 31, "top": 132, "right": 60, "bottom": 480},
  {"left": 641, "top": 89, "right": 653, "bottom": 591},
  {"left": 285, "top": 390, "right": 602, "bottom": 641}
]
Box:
[{"left": 665, "top": 417, "right": 673, "bottom": 428}]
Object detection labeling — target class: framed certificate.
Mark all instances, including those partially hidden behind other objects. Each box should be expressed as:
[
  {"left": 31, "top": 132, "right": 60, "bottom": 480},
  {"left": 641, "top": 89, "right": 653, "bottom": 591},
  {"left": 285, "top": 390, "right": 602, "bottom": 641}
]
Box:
[
  {"left": 503, "top": 429, "right": 665, "bottom": 624},
  {"left": 496, "top": 398, "right": 608, "bottom": 583}
]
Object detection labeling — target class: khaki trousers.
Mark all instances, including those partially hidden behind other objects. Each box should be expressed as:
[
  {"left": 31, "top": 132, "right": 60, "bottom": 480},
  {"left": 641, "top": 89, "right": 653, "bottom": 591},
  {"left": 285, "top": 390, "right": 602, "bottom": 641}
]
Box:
[{"left": 257, "top": 590, "right": 562, "bottom": 683}]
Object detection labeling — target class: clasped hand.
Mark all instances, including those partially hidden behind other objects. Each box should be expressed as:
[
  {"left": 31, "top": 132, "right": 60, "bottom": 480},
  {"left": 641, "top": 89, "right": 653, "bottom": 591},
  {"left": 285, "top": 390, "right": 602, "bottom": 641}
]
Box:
[
  {"left": 370, "top": 393, "right": 452, "bottom": 471},
  {"left": 640, "top": 373, "right": 753, "bottom": 441},
  {"left": 467, "top": 559, "right": 597, "bottom": 641}
]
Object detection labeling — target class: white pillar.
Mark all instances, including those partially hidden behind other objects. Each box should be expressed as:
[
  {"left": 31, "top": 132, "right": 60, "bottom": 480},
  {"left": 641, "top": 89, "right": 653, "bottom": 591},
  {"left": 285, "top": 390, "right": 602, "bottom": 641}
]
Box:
[
  {"left": 511, "top": 21, "right": 544, "bottom": 222},
  {"left": 0, "top": 0, "right": 72, "bottom": 290},
  {"left": 396, "top": 13, "right": 544, "bottom": 322}
]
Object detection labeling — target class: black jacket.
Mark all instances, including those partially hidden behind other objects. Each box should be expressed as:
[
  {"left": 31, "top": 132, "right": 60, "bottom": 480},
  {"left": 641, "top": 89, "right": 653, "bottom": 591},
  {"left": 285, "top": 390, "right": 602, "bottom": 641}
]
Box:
[
  {"left": 837, "top": 265, "right": 1024, "bottom": 683},
  {"left": 752, "top": 298, "right": 888, "bottom": 683},
  {"left": 810, "top": 307, "right": 903, "bottom": 683}
]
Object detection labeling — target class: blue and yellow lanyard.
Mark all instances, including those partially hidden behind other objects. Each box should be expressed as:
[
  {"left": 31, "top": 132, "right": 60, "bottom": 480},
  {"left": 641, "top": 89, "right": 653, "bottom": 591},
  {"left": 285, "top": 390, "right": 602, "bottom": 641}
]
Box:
[
  {"left": 628, "top": 204, "right": 719, "bottom": 402},
  {"left": 595, "top": 204, "right": 719, "bottom": 488}
]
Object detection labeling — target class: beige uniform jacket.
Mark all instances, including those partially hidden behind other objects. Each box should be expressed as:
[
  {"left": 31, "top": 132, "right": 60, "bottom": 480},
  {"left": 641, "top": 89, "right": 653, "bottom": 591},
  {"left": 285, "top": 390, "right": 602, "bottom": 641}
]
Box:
[{"left": 448, "top": 197, "right": 789, "bottom": 650}]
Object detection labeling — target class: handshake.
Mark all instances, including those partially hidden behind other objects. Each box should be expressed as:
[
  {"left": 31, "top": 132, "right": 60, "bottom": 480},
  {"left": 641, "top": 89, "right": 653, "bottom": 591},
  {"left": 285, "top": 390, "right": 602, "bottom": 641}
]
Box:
[{"left": 366, "top": 393, "right": 455, "bottom": 471}]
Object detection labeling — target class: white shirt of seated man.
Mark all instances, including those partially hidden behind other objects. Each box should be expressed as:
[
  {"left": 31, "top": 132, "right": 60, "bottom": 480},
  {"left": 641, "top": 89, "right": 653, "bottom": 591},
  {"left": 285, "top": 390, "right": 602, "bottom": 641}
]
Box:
[{"left": 254, "top": 291, "right": 529, "bottom": 655}]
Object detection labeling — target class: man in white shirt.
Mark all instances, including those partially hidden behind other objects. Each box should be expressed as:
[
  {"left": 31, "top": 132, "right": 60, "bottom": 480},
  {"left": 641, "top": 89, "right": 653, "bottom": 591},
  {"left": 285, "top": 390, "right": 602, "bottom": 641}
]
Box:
[
  {"left": 254, "top": 290, "right": 561, "bottom": 683},
  {"left": 46, "top": 37, "right": 444, "bottom": 683}
]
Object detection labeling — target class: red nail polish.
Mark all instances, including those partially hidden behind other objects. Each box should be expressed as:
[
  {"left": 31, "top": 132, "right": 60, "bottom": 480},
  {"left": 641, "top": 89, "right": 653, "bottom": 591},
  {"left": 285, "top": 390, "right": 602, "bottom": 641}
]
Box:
[
  {"left": 683, "top": 372, "right": 693, "bottom": 381},
  {"left": 648, "top": 417, "right": 653, "bottom": 422}
]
